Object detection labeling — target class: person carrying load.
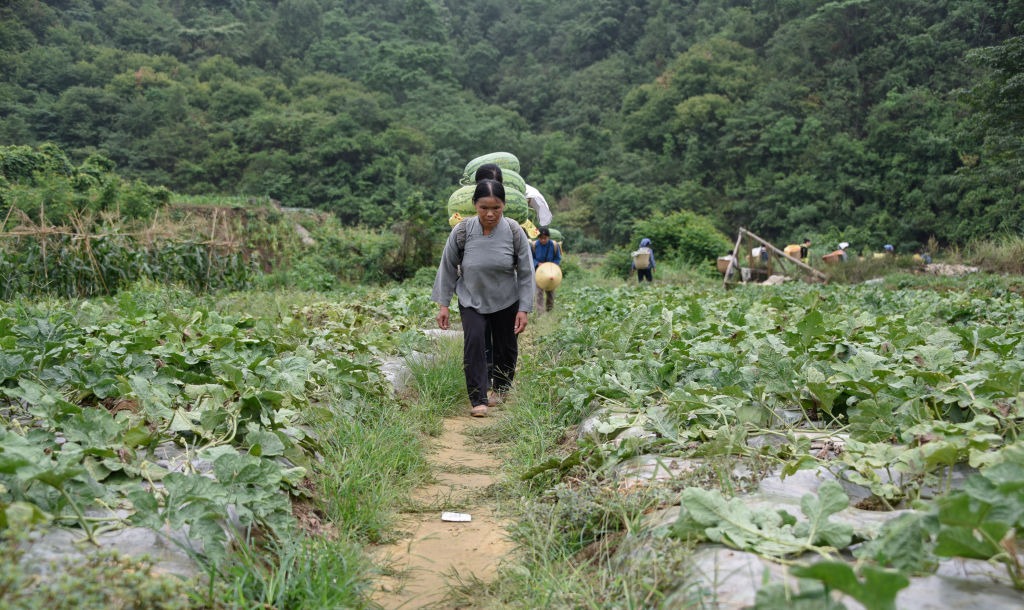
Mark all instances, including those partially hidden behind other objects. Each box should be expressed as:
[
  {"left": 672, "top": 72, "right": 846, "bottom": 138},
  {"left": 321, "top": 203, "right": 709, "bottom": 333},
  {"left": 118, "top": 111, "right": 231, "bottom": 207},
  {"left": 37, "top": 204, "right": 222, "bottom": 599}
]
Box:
[
  {"left": 822, "top": 242, "right": 849, "bottom": 264},
  {"left": 532, "top": 227, "right": 562, "bottom": 312},
  {"left": 631, "top": 238, "right": 655, "bottom": 282}
]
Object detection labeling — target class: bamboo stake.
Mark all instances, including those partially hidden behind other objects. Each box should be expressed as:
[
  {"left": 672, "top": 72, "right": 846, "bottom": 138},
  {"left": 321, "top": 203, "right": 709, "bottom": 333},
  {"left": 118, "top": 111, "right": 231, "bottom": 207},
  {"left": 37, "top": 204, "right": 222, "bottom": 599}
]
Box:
[
  {"left": 74, "top": 214, "right": 108, "bottom": 294},
  {"left": 206, "top": 208, "right": 218, "bottom": 289},
  {"left": 0, "top": 204, "right": 14, "bottom": 234},
  {"left": 37, "top": 204, "right": 48, "bottom": 284}
]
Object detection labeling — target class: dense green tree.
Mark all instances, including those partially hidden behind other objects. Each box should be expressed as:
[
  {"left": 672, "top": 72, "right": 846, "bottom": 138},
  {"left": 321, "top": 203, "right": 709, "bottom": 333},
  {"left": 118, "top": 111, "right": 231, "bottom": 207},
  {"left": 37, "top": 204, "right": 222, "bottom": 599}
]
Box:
[
  {"left": 0, "top": 0, "right": 1020, "bottom": 252},
  {"left": 951, "top": 27, "right": 1024, "bottom": 240},
  {"left": 622, "top": 37, "right": 757, "bottom": 157}
]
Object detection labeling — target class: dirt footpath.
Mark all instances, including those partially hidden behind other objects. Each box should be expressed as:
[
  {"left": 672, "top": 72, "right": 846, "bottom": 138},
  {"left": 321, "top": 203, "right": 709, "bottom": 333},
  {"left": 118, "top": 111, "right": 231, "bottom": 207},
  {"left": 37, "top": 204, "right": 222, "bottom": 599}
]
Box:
[{"left": 371, "top": 413, "right": 514, "bottom": 609}]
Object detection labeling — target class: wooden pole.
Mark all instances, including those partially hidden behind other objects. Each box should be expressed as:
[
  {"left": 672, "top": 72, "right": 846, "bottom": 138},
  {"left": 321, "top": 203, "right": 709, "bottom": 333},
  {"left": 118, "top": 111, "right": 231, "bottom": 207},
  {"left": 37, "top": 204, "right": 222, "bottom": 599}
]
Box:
[
  {"left": 75, "top": 214, "right": 108, "bottom": 294},
  {"left": 740, "top": 228, "right": 829, "bottom": 283},
  {"left": 723, "top": 227, "right": 745, "bottom": 289},
  {"left": 0, "top": 204, "right": 14, "bottom": 234}
]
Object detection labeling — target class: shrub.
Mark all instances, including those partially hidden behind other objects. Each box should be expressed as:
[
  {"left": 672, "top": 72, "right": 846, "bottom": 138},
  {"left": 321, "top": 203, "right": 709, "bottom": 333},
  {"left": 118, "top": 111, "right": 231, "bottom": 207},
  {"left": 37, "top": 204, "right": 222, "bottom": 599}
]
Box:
[
  {"left": 1, "top": 144, "right": 169, "bottom": 224},
  {"left": 600, "top": 246, "right": 635, "bottom": 279},
  {"left": 407, "top": 265, "right": 438, "bottom": 289},
  {"left": 632, "top": 211, "right": 731, "bottom": 265},
  {"left": 288, "top": 256, "right": 338, "bottom": 291}
]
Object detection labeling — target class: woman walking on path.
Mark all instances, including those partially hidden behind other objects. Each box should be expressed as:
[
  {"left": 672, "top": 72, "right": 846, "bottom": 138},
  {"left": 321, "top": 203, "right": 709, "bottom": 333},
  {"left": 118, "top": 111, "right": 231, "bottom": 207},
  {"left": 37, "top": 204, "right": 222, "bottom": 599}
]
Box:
[{"left": 432, "top": 179, "right": 535, "bottom": 417}]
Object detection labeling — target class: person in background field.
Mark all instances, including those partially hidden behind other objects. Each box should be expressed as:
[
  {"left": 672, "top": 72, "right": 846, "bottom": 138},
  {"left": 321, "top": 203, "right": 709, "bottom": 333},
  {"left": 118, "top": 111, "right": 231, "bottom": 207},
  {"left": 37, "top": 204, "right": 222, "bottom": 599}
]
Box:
[
  {"left": 432, "top": 179, "right": 535, "bottom": 417},
  {"left": 884, "top": 244, "right": 895, "bottom": 256},
  {"left": 800, "top": 238, "right": 812, "bottom": 263},
  {"left": 631, "top": 238, "right": 655, "bottom": 282},
  {"left": 838, "top": 241, "right": 849, "bottom": 262},
  {"left": 532, "top": 227, "right": 561, "bottom": 312}
]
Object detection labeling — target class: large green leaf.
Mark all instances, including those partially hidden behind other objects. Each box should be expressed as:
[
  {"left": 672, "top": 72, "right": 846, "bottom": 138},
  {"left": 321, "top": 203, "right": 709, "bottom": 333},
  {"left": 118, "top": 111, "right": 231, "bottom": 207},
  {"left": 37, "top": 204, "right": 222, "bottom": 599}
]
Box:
[
  {"left": 673, "top": 481, "right": 853, "bottom": 556},
  {"left": 791, "top": 562, "right": 909, "bottom": 610},
  {"left": 854, "top": 512, "right": 936, "bottom": 573},
  {"left": 794, "top": 482, "right": 853, "bottom": 549}
]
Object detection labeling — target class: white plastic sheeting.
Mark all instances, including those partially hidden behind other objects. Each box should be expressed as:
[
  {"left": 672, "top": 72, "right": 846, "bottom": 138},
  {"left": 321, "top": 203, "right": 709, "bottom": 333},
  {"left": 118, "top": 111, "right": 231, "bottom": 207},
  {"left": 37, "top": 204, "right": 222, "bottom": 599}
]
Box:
[{"left": 524, "top": 183, "right": 552, "bottom": 226}]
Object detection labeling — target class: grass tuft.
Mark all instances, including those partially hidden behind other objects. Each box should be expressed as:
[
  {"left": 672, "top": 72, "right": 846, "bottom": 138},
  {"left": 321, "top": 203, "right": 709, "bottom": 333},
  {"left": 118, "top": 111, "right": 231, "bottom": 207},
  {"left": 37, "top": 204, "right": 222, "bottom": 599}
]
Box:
[
  {"left": 964, "top": 234, "right": 1024, "bottom": 274},
  {"left": 404, "top": 337, "right": 468, "bottom": 432},
  {"left": 213, "top": 535, "right": 372, "bottom": 609},
  {"left": 309, "top": 396, "right": 431, "bottom": 544}
]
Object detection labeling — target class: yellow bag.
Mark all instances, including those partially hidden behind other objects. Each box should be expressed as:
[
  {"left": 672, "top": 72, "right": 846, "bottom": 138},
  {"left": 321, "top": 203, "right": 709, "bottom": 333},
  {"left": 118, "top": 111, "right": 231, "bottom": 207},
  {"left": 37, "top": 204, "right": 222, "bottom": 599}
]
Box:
[{"left": 520, "top": 219, "right": 540, "bottom": 239}]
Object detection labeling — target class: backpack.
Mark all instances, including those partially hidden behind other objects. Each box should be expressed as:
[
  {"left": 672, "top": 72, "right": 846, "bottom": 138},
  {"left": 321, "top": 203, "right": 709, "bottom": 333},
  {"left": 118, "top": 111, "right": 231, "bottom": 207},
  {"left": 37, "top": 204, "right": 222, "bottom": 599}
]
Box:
[
  {"left": 632, "top": 247, "right": 652, "bottom": 270},
  {"left": 531, "top": 239, "right": 561, "bottom": 261},
  {"left": 454, "top": 217, "right": 524, "bottom": 270}
]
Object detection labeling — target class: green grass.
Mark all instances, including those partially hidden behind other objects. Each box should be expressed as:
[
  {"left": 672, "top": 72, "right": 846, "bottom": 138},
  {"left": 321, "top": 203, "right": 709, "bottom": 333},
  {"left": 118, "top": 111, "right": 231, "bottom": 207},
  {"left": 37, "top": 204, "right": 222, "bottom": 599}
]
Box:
[
  {"left": 171, "top": 194, "right": 277, "bottom": 209},
  {"left": 963, "top": 234, "right": 1024, "bottom": 275},
  {"left": 210, "top": 535, "right": 373, "bottom": 609},
  {"left": 815, "top": 254, "right": 923, "bottom": 284},
  {"left": 404, "top": 337, "right": 471, "bottom": 433},
  {"left": 469, "top": 475, "right": 698, "bottom": 609},
  {"left": 307, "top": 395, "right": 430, "bottom": 544}
]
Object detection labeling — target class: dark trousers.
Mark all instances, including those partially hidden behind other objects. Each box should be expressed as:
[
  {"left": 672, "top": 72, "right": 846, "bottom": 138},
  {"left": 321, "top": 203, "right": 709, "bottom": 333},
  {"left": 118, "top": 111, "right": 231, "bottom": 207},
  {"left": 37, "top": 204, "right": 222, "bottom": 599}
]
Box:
[
  {"left": 461, "top": 302, "right": 519, "bottom": 407},
  {"left": 536, "top": 287, "right": 555, "bottom": 312},
  {"left": 637, "top": 268, "right": 653, "bottom": 282}
]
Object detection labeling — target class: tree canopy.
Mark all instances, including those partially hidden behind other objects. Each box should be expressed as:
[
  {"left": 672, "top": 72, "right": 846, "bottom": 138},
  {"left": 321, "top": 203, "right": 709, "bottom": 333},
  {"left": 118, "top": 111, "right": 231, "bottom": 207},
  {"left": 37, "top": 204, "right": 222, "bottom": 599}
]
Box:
[{"left": 0, "top": 0, "right": 1020, "bottom": 252}]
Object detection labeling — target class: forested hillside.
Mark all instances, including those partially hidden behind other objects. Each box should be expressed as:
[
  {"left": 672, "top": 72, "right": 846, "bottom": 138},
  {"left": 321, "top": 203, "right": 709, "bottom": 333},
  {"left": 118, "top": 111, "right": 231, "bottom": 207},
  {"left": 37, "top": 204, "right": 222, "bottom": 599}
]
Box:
[{"left": 1, "top": 0, "right": 1021, "bottom": 252}]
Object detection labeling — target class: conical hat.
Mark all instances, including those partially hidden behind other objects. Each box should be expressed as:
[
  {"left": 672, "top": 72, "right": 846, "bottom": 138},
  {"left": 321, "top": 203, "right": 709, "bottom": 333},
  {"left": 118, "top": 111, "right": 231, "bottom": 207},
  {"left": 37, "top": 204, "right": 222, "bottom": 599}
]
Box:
[{"left": 535, "top": 262, "right": 562, "bottom": 291}]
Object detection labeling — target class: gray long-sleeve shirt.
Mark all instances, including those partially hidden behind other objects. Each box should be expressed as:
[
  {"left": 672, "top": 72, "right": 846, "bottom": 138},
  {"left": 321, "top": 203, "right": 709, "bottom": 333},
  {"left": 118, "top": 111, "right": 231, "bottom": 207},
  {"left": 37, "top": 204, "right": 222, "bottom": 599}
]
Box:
[{"left": 431, "top": 217, "right": 535, "bottom": 314}]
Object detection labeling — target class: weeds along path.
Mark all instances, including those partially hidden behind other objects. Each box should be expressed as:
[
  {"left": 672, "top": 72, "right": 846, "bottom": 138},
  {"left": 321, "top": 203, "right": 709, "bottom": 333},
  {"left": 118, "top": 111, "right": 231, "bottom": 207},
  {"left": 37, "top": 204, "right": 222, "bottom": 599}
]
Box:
[{"left": 371, "top": 411, "right": 514, "bottom": 609}]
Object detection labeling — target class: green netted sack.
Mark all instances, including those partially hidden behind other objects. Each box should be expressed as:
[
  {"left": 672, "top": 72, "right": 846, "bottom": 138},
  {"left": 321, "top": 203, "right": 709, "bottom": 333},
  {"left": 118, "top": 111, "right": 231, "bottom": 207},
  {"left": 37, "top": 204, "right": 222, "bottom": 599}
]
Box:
[
  {"left": 547, "top": 228, "right": 563, "bottom": 241},
  {"left": 462, "top": 152, "right": 520, "bottom": 184},
  {"left": 448, "top": 183, "right": 527, "bottom": 217},
  {"left": 504, "top": 204, "right": 529, "bottom": 223},
  {"left": 447, "top": 184, "right": 477, "bottom": 216},
  {"left": 501, "top": 168, "right": 527, "bottom": 196},
  {"left": 503, "top": 188, "right": 529, "bottom": 222}
]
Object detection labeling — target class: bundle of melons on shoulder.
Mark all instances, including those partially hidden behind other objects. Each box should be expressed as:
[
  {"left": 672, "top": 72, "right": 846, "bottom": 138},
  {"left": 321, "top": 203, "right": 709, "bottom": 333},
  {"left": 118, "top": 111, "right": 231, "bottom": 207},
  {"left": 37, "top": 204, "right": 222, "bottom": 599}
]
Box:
[{"left": 445, "top": 152, "right": 559, "bottom": 242}]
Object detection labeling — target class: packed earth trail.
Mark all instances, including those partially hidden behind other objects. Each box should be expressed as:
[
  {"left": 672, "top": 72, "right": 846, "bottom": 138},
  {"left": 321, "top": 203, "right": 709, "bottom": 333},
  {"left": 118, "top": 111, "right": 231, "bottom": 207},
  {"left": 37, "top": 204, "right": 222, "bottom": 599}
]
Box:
[{"left": 371, "top": 411, "right": 515, "bottom": 609}]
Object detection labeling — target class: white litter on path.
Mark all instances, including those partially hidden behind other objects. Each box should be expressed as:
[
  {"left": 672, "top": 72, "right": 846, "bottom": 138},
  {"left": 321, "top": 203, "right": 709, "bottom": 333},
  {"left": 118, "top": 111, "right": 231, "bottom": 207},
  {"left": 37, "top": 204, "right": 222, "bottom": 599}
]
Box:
[{"left": 441, "top": 512, "right": 472, "bottom": 522}]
